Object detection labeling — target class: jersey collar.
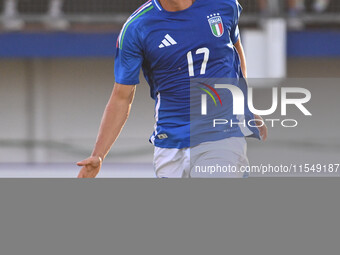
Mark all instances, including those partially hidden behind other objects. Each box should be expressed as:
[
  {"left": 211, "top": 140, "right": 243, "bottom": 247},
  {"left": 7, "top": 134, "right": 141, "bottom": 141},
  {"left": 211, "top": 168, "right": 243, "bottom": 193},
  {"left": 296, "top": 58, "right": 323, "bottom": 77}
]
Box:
[
  {"left": 152, "top": 0, "right": 199, "bottom": 14},
  {"left": 152, "top": 0, "right": 163, "bottom": 12}
]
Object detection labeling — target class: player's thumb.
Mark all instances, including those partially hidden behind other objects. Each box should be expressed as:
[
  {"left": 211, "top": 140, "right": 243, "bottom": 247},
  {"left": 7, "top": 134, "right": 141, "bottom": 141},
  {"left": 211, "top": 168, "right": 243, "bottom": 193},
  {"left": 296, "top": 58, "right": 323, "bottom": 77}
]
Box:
[{"left": 77, "top": 158, "right": 91, "bottom": 166}]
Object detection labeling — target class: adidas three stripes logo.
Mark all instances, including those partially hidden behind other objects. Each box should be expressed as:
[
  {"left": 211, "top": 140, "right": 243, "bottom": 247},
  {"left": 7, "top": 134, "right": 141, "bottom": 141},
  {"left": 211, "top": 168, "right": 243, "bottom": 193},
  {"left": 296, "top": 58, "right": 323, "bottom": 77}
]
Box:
[{"left": 159, "top": 34, "right": 177, "bottom": 48}]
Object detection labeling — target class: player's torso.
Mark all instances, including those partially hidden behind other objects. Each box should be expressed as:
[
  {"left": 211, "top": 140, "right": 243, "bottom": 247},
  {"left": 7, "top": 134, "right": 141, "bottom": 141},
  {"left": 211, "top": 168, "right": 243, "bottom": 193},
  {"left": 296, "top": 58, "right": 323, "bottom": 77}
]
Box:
[{"left": 139, "top": 0, "right": 240, "bottom": 94}]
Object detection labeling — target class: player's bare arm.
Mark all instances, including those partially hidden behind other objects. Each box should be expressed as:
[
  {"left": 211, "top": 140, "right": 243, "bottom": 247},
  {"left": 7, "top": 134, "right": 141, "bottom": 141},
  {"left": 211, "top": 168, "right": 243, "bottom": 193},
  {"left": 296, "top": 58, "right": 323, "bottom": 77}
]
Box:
[
  {"left": 234, "top": 38, "right": 268, "bottom": 141},
  {"left": 77, "top": 83, "right": 136, "bottom": 178},
  {"left": 234, "top": 38, "right": 247, "bottom": 78}
]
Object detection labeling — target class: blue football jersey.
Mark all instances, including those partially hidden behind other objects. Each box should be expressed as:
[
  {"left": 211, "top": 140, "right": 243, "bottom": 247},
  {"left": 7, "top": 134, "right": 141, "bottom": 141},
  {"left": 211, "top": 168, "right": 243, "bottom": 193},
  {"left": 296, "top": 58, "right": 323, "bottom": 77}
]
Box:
[{"left": 115, "top": 0, "right": 260, "bottom": 149}]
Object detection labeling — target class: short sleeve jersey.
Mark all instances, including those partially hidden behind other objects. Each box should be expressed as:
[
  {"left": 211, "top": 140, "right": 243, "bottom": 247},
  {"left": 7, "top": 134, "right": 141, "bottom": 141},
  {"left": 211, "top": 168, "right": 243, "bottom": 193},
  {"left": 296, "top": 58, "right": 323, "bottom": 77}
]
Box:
[{"left": 115, "top": 0, "right": 260, "bottom": 148}]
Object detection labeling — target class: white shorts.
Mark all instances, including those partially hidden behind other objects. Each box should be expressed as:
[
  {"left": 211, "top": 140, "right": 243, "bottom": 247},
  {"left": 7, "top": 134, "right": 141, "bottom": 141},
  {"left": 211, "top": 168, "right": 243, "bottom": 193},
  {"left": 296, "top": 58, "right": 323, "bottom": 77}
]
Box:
[{"left": 153, "top": 137, "right": 249, "bottom": 178}]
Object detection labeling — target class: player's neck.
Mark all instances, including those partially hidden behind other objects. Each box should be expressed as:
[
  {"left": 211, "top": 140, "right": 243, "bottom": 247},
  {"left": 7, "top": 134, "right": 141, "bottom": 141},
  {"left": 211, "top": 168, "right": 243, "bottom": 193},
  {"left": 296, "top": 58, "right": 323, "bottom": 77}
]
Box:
[{"left": 158, "top": 0, "right": 195, "bottom": 12}]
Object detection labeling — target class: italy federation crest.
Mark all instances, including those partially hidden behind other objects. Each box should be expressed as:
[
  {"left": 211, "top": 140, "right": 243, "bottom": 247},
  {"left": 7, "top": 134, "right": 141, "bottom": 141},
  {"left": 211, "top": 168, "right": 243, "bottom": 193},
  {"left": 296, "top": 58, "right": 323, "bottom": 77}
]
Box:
[{"left": 207, "top": 14, "right": 224, "bottom": 37}]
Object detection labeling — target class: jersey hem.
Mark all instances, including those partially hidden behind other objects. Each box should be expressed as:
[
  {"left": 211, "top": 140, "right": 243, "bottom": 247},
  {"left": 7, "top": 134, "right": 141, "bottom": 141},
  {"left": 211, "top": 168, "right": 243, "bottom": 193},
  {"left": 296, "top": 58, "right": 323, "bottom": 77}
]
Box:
[{"left": 151, "top": 133, "right": 260, "bottom": 149}]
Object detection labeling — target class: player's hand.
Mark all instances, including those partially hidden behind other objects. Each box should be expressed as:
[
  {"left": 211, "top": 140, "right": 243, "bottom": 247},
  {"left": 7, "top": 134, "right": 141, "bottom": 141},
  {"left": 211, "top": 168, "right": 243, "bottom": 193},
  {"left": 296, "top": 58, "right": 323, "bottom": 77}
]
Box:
[
  {"left": 254, "top": 114, "right": 268, "bottom": 141},
  {"left": 77, "top": 156, "right": 103, "bottom": 178}
]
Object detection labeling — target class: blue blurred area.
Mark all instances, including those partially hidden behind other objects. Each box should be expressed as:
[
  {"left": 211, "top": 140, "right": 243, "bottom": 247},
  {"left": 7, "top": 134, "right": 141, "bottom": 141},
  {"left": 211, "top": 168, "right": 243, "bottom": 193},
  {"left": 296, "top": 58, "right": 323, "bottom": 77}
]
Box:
[
  {"left": 287, "top": 31, "right": 340, "bottom": 58},
  {"left": 0, "top": 31, "right": 339, "bottom": 58},
  {"left": 0, "top": 32, "right": 118, "bottom": 58}
]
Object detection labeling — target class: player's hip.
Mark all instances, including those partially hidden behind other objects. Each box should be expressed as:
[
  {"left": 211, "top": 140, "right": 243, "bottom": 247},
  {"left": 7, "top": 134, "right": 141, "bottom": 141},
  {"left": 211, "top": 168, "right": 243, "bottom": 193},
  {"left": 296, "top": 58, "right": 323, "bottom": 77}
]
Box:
[{"left": 153, "top": 137, "right": 249, "bottom": 178}]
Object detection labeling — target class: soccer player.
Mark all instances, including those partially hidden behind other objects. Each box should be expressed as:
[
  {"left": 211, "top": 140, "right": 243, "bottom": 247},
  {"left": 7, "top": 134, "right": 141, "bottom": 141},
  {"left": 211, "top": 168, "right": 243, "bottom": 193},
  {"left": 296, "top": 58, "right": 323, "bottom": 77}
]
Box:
[{"left": 77, "top": 0, "right": 268, "bottom": 178}]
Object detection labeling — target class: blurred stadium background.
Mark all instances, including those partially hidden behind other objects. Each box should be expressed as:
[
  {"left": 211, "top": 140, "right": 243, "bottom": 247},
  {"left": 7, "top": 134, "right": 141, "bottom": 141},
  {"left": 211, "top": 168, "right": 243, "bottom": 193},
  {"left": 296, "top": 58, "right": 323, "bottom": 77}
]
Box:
[{"left": 0, "top": 0, "right": 339, "bottom": 177}]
